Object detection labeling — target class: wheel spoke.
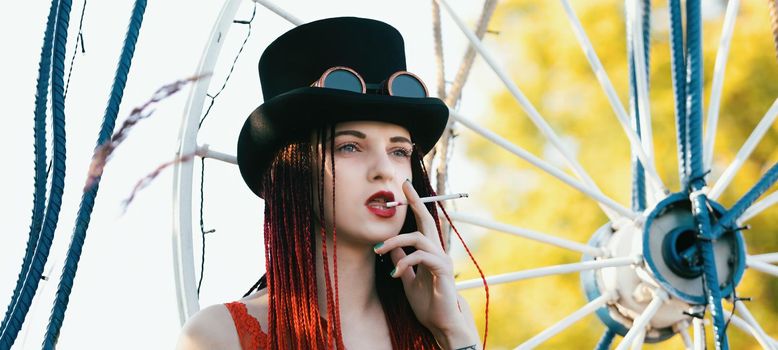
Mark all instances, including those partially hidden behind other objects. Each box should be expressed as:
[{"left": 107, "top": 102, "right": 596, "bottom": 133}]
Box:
[
  {"left": 626, "top": 0, "right": 655, "bottom": 187},
  {"left": 436, "top": 0, "right": 616, "bottom": 213},
  {"left": 196, "top": 144, "right": 236, "bottom": 164},
  {"left": 451, "top": 111, "right": 636, "bottom": 220},
  {"left": 746, "top": 257, "right": 778, "bottom": 277},
  {"left": 252, "top": 0, "right": 303, "bottom": 25},
  {"left": 559, "top": 0, "right": 666, "bottom": 198},
  {"left": 703, "top": 0, "right": 740, "bottom": 170},
  {"left": 615, "top": 290, "right": 668, "bottom": 350},
  {"left": 709, "top": 98, "right": 778, "bottom": 200},
  {"left": 738, "top": 190, "right": 778, "bottom": 224},
  {"left": 456, "top": 256, "right": 638, "bottom": 290},
  {"left": 692, "top": 317, "right": 705, "bottom": 350},
  {"left": 446, "top": 211, "right": 606, "bottom": 257},
  {"left": 725, "top": 303, "right": 776, "bottom": 349},
  {"left": 750, "top": 252, "right": 778, "bottom": 264},
  {"left": 515, "top": 292, "right": 615, "bottom": 349},
  {"left": 679, "top": 323, "right": 693, "bottom": 350}
]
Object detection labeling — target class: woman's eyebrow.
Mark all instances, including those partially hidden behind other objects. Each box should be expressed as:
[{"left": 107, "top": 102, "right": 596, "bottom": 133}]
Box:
[
  {"left": 389, "top": 136, "right": 412, "bottom": 145},
  {"left": 333, "top": 130, "right": 366, "bottom": 139}
]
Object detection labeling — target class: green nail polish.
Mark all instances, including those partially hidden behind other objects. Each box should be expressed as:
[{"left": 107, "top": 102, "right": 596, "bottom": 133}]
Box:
[
  {"left": 373, "top": 242, "right": 384, "bottom": 252},
  {"left": 389, "top": 267, "right": 396, "bottom": 277}
]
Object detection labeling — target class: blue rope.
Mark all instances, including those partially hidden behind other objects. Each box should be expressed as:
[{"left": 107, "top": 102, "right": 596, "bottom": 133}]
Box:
[
  {"left": 712, "top": 162, "right": 778, "bottom": 239},
  {"left": 0, "top": 0, "right": 71, "bottom": 347},
  {"left": 42, "top": 0, "right": 147, "bottom": 347},
  {"left": 595, "top": 328, "right": 616, "bottom": 350},
  {"left": 685, "top": 0, "right": 729, "bottom": 348},
  {"left": 0, "top": 0, "right": 58, "bottom": 340},
  {"left": 668, "top": 0, "right": 689, "bottom": 190},
  {"left": 628, "top": 0, "right": 651, "bottom": 212}
]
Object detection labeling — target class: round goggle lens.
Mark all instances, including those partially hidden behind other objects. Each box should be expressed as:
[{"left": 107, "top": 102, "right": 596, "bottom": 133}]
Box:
[
  {"left": 390, "top": 74, "right": 427, "bottom": 98},
  {"left": 323, "top": 69, "right": 363, "bottom": 93}
]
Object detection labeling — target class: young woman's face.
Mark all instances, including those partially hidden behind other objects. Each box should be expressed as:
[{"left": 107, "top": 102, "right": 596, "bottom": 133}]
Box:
[{"left": 316, "top": 120, "right": 414, "bottom": 245}]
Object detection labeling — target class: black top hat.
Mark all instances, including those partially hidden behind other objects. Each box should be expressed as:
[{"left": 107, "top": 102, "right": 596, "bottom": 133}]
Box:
[{"left": 237, "top": 17, "right": 449, "bottom": 197}]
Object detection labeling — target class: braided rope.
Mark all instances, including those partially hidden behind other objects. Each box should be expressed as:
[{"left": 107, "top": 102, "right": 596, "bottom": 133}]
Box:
[
  {"left": 712, "top": 162, "right": 778, "bottom": 238},
  {"left": 0, "top": 0, "right": 72, "bottom": 347},
  {"left": 42, "top": 1, "right": 147, "bottom": 347},
  {"left": 0, "top": 0, "right": 58, "bottom": 340},
  {"left": 669, "top": 0, "right": 689, "bottom": 189}
]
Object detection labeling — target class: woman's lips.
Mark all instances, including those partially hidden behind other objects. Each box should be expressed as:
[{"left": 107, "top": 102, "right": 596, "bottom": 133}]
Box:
[{"left": 365, "top": 191, "right": 397, "bottom": 218}]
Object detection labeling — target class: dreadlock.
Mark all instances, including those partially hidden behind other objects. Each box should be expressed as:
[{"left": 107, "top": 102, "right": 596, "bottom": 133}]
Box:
[{"left": 246, "top": 128, "right": 445, "bottom": 349}]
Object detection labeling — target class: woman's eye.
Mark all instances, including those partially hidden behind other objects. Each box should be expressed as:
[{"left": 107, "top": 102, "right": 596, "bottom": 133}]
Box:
[
  {"left": 391, "top": 148, "right": 412, "bottom": 158},
  {"left": 337, "top": 143, "right": 359, "bottom": 153}
]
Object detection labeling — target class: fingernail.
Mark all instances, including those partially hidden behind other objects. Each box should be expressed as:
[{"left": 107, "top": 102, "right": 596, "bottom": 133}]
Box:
[
  {"left": 405, "top": 178, "right": 411, "bottom": 183},
  {"left": 389, "top": 267, "right": 396, "bottom": 277},
  {"left": 373, "top": 242, "right": 384, "bottom": 252}
]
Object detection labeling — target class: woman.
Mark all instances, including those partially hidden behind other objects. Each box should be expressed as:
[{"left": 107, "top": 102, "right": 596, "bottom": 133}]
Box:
[{"left": 177, "top": 17, "right": 482, "bottom": 349}]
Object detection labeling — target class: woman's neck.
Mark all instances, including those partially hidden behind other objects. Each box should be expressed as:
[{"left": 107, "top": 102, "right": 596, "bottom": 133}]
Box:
[{"left": 314, "top": 231, "right": 382, "bottom": 325}]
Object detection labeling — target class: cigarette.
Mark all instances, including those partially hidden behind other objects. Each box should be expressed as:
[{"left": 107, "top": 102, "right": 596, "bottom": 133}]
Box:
[{"left": 386, "top": 193, "right": 469, "bottom": 208}]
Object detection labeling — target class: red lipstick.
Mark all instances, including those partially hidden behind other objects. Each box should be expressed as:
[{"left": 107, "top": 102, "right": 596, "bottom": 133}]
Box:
[{"left": 365, "top": 191, "right": 396, "bottom": 218}]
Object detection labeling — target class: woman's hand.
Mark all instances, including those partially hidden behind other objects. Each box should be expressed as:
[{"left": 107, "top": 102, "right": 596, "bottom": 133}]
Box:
[{"left": 373, "top": 179, "right": 480, "bottom": 349}]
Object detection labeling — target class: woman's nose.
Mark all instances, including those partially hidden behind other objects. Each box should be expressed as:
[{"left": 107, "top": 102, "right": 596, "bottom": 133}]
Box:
[{"left": 367, "top": 151, "right": 395, "bottom": 182}]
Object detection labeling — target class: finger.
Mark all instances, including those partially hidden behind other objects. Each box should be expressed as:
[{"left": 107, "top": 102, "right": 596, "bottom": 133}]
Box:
[
  {"left": 374, "top": 231, "right": 442, "bottom": 256},
  {"left": 389, "top": 247, "right": 415, "bottom": 283},
  {"left": 391, "top": 250, "right": 452, "bottom": 282},
  {"left": 402, "top": 179, "right": 438, "bottom": 240}
]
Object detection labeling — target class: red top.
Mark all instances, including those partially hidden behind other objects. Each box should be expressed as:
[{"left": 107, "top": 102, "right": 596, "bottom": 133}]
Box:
[{"left": 224, "top": 301, "right": 268, "bottom": 350}]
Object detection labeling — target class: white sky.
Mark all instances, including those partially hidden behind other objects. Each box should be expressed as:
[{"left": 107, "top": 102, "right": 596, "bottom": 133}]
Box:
[{"left": 0, "top": 0, "right": 495, "bottom": 348}]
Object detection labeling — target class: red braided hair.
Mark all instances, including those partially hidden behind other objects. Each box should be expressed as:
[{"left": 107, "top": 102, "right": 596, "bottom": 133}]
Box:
[{"left": 249, "top": 129, "right": 486, "bottom": 349}]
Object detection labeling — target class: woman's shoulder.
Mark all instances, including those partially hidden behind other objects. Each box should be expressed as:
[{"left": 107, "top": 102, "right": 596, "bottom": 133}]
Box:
[
  {"left": 176, "top": 303, "right": 240, "bottom": 349},
  {"left": 176, "top": 290, "right": 269, "bottom": 350}
]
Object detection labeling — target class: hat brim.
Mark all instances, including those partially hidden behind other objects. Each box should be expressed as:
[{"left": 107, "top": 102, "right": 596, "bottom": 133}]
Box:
[{"left": 237, "top": 87, "right": 449, "bottom": 197}]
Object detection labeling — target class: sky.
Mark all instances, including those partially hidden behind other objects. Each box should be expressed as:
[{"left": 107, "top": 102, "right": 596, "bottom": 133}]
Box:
[{"left": 0, "top": 0, "right": 495, "bottom": 348}]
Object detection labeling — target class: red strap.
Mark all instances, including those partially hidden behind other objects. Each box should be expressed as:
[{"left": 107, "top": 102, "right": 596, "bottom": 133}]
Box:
[{"left": 224, "top": 302, "right": 268, "bottom": 350}]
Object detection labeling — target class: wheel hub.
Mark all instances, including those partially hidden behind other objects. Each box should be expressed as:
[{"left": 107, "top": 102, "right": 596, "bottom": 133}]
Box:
[{"left": 580, "top": 192, "right": 747, "bottom": 342}]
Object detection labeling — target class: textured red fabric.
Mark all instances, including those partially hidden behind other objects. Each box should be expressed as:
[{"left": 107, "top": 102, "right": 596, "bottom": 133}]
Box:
[{"left": 224, "top": 302, "right": 267, "bottom": 350}]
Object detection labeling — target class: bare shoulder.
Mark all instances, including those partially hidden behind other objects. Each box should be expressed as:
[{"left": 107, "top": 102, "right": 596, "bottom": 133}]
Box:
[
  {"left": 240, "top": 288, "right": 270, "bottom": 332},
  {"left": 176, "top": 303, "right": 240, "bottom": 350}
]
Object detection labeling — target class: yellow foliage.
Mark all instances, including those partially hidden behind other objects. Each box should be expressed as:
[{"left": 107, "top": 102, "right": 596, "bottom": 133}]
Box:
[{"left": 455, "top": 1, "right": 778, "bottom": 348}]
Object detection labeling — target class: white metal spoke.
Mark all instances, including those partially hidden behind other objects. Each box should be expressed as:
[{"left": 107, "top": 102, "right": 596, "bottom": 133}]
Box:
[
  {"left": 747, "top": 257, "right": 778, "bottom": 277},
  {"left": 197, "top": 144, "right": 237, "bottom": 164},
  {"left": 703, "top": 0, "right": 741, "bottom": 170},
  {"left": 252, "top": 0, "right": 303, "bottom": 25},
  {"left": 436, "top": 0, "right": 612, "bottom": 208},
  {"left": 516, "top": 292, "right": 616, "bottom": 349},
  {"left": 451, "top": 111, "right": 636, "bottom": 220},
  {"left": 710, "top": 98, "right": 778, "bottom": 200},
  {"left": 738, "top": 191, "right": 778, "bottom": 224},
  {"left": 631, "top": 328, "right": 646, "bottom": 349},
  {"left": 750, "top": 252, "right": 778, "bottom": 264},
  {"left": 626, "top": 0, "right": 655, "bottom": 180},
  {"left": 693, "top": 318, "right": 705, "bottom": 350},
  {"left": 447, "top": 211, "right": 606, "bottom": 257},
  {"left": 679, "top": 324, "right": 693, "bottom": 350},
  {"left": 726, "top": 303, "right": 776, "bottom": 349},
  {"left": 615, "top": 290, "right": 668, "bottom": 350},
  {"left": 559, "top": 0, "right": 666, "bottom": 197},
  {"left": 456, "top": 256, "right": 638, "bottom": 290}
]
